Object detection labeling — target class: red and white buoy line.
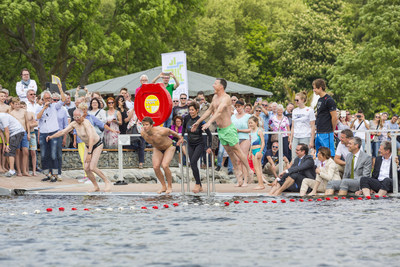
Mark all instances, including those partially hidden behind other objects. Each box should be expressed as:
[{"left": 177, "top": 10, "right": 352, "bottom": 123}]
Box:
[{"left": 5, "top": 195, "right": 389, "bottom": 216}]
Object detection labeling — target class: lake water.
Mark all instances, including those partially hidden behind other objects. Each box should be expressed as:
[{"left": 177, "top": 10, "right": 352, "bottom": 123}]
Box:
[{"left": 1, "top": 195, "right": 399, "bottom": 266}]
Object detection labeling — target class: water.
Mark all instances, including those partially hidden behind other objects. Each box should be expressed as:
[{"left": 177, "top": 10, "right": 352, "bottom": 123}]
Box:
[{"left": 1, "top": 195, "right": 400, "bottom": 266}]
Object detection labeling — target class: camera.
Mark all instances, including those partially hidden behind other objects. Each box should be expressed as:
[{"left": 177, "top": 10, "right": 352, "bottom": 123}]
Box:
[
  {"left": 196, "top": 98, "right": 201, "bottom": 102},
  {"left": 356, "top": 115, "right": 361, "bottom": 118}
]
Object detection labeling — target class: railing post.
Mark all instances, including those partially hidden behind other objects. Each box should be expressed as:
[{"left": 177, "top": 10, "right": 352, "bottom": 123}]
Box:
[
  {"left": 392, "top": 136, "right": 398, "bottom": 195},
  {"left": 278, "top": 132, "right": 283, "bottom": 174},
  {"left": 212, "top": 152, "right": 216, "bottom": 193},
  {"left": 180, "top": 142, "right": 185, "bottom": 195},
  {"left": 186, "top": 140, "right": 190, "bottom": 192},
  {"left": 206, "top": 152, "right": 210, "bottom": 197},
  {"left": 118, "top": 138, "right": 123, "bottom": 182}
]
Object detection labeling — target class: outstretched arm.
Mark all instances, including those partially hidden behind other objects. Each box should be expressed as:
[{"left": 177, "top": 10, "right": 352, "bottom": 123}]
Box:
[{"left": 47, "top": 123, "right": 75, "bottom": 142}]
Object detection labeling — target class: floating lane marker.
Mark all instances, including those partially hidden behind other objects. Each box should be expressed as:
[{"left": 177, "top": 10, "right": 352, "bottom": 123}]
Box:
[
  {"left": 299, "top": 199, "right": 304, "bottom": 202},
  {"left": 59, "top": 207, "right": 65, "bottom": 211},
  {"left": 234, "top": 201, "right": 240, "bottom": 204},
  {"left": 22, "top": 212, "right": 28, "bottom": 215},
  {"left": 118, "top": 207, "right": 124, "bottom": 211},
  {"left": 106, "top": 207, "right": 113, "bottom": 211},
  {"left": 334, "top": 197, "right": 339, "bottom": 200},
  {"left": 366, "top": 196, "right": 371, "bottom": 199},
  {"left": 173, "top": 203, "right": 179, "bottom": 207},
  {"left": 271, "top": 200, "right": 277, "bottom": 203},
  {"left": 34, "top": 210, "right": 40, "bottom": 214},
  {"left": 281, "top": 199, "right": 286, "bottom": 203},
  {"left": 46, "top": 208, "right": 52, "bottom": 212},
  {"left": 95, "top": 208, "right": 102, "bottom": 211},
  {"left": 141, "top": 207, "right": 147, "bottom": 210},
  {"left": 262, "top": 200, "right": 268, "bottom": 203},
  {"left": 152, "top": 206, "right": 159, "bottom": 209},
  {"left": 71, "top": 208, "right": 77, "bottom": 211},
  {"left": 163, "top": 204, "right": 169, "bottom": 208},
  {"left": 130, "top": 206, "right": 136, "bottom": 210},
  {"left": 224, "top": 202, "right": 230, "bottom": 206},
  {"left": 214, "top": 203, "right": 220, "bottom": 206}
]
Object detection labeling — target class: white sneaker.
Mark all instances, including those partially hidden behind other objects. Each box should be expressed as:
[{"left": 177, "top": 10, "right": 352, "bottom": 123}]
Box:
[
  {"left": 5, "top": 170, "right": 16, "bottom": 177},
  {"left": 78, "top": 177, "right": 89, "bottom": 183},
  {"left": 84, "top": 179, "right": 92, "bottom": 184}
]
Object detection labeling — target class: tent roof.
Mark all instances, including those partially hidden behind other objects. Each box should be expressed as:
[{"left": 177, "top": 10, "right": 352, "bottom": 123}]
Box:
[{"left": 69, "top": 66, "right": 272, "bottom": 97}]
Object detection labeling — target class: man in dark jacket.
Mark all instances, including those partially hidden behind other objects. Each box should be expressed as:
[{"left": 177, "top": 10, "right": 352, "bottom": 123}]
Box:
[
  {"left": 360, "top": 141, "right": 400, "bottom": 197},
  {"left": 269, "top": 143, "right": 315, "bottom": 196}
]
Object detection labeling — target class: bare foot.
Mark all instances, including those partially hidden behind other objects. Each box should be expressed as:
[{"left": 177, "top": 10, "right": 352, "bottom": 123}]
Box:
[
  {"left": 193, "top": 184, "right": 200, "bottom": 193},
  {"left": 253, "top": 185, "right": 265, "bottom": 190},
  {"left": 234, "top": 181, "right": 243, "bottom": 187},
  {"left": 165, "top": 187, "right": 173, "bottom": 194},
  {"left": 308, "top": 192, "right": 317, "bottom": 196},
  {"left": 104, "top": 181, "right": 112, "bottom": 192},
  {"left": 242, "top": 183, "right": 248, "bottom": 187},
  {"left": 17, "top": 173, "right": 23, "bottom": 177},
  {"left": 157, "top": 186, "right": 167, "bottom": 194},
  {"left": 355, "top": 190, "right": 363, "bottom": 196},
  {"left": 32, "top": 172, "right": 37, "bottom": 176},
  {"left": 272, "top": 192, "right": 282, "bottom": 196},
  {"left": 88, "top": 187, "right": 100, "bottom": 193},
  {"left": 22, "top": 172, "right": 31, "bottom": 177}
]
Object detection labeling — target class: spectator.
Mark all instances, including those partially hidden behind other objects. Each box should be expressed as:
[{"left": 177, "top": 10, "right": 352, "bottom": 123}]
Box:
[
  {"left": 313, "top": 78, "right": 337, "bottom": 156},
  {"left": 269, "top": 143, "right": 315, "bottom": 196},
  {"left": 258, "top": 100, "right": 271, "bottom": 160},
  {"left": 104, "top": 97, "right": 122, "bottom": 148},
  {"left": 170, "top": 115, "right": 184, "bottom": 166},
  {"left": 16, "top": 68, "right": 37, "bottom": 103},
  {"left": 135, "top": 74, "right": 149, "bottom": 95},
  {"left": 91, "top": 92, "right": 106, "bottom": 109},
  {"left": 53, "top": 93, "right": 69, "bottom": 180},
  {"left": 0, "top": 113, "right": 26, "bottom": 177},
  {"left": 244, "top": 103, "right": 253, "bottom": 114},
  {"left": 182, "top": 102, "right": 212, "bottom": 193},
  {"left": 350, "top": 109, "right": 369, "bottom": 149},
  {"left": 270, "top": 102, "right": 278, "bottom": 117},
  {"left": 386, "top": 114, "right": 399, "bottom": 149},
  {"left": 119, "top": 88, "right": 134, "bottom": 110},
  {"left": 369, "top": 113, "right": 385, "bottom": 162},
  {"left": 9, "top": 97, "right": 30, "bottom": 176},
  {"left": 300, "top": 147, "right": 341, "bottom": 196},
  {"left": 326, "top": 137, "right": 372, "bottom": 196},
  {"left": 253, "top": 105, "right": 264, "bottom": 128},
  {"left": 127, "top": 108, "right": 145, "bottom": 169},
  {"left": 283, "top": 102, "right": 294, "bottom": 127},
  {"left": 231, "top": 100, "right": 251, "bottom": 186},
  {"left": 334, "top": 129, "right": 353, "bottom": 175},
  {"left": 172, "top": 93, "right": 189, "bottom": 118},
  {"left": 151, "top": 72, "right": 180, "bottom": 98},
  {"left": 337, "top": 110, "right": 350, "bottom": 130},
  {"left": 64, "top": 92, "right": 76, "bottom": 109},
  {"left": 269, "top": 104, "right": 291, "bottom": 162},
  {"left": 289, "top": 91, "right": 316, "bottom": 160},
  {"left": 165, "top": 97, "right": 180, "bottom": 129},
  {"left": 2, "top": 89, "right": 11, "bottom": 105},
  {"left": 262, "top": 141, "right": 289, "bottom": 181},
  {"left": 21, "top": 101, "right": 38, "bottom": 176},
  {"left": 115, "top": 95, "right": 133, "bottom": 134},
  {"left": 88, "top": 98, "right": 107, "bottom": 139},
  {"left": 0, "top": 91, "right": 10, "bottom": 172},
  {"left": 360, "top": 141, "right": 400, "bottom": 197},
  {"left": 248, "top": 116, "right": 265, "bottom": 190},
  {"left": 36, "top": 84, "right": 66, "bottom": 182}
]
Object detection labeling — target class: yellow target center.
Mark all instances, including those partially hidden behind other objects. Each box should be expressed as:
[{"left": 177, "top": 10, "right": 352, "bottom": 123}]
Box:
[{"left": 144, "top": 95, "right": 160, "bottom": 114}]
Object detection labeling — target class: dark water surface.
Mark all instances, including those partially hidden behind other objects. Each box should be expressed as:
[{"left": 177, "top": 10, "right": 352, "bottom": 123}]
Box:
[{"left": 1, "top": 195, "right": 400, "bottom": 266}]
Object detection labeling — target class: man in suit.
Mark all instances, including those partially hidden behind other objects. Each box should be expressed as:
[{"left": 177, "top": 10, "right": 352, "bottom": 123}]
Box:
[
  {"left": 269, "top": 143, "right": 315, "bottom": 196},
  {"left": 360, "top": 141, "right": 400, "bottom": 197},
  {"left": 325, "top": 137, "right": 372, "bottom": 196}
]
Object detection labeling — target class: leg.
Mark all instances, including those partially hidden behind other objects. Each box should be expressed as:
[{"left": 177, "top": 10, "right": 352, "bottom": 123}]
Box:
[
  {"left": 49, "top": 136, "right": 59, "bottom": 177},
  {"left": 226, "top": 143, "right": 252, "bottom": 181},
  {"left": 189, "top": 144, "right": 204, "bottom": 193},
  {"left": 325, "top": 180, "right": 340, "bottom": 195},
  {"left": 253, "top": 152, "right": 265, "bottom": 190},
  {"left": 83, "top": 150, "right": 100, "bottom": 192},
  {"left": 89, "top": 144, "right": 112, "bottom": 192},
  {"left": 239, "top": 140, "right": 251, "bottom": 185},
  {"left": 21, "top": 147, "right": 30, "bottom": 176},
  {"left": 30, "top": 150, "right": 37, "bottom": 176},
  {"left": 272, "top": 176, "right": 295, "bottom": 196},
  {"left": 160, "top": 146, "right": 176, "bottom": 194},
  {"left": 300, "top": 178, "right": 315, "bottom": 196},
  {"left": 152, "top": 148, "right": 167, "bottom": 193},
  {"left": 225, "top": 146, "right": 242, "bottom": 186},
  {"left": 15, "top": 149, "right": 22, "bottom": 176}
]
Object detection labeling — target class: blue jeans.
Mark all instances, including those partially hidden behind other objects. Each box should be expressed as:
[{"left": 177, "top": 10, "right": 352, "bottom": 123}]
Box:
[
  {"left": 163, "top": 111, "right": 173, "bottom": 128},
  {"left": 217, "top": 143, "right": 233, "bottom": 172},
  {"left": 39, "top": 131, "right": 59, "bottom": 174},
  {"left": 371, "top": 141, "right": 380, "bottom": 158}
]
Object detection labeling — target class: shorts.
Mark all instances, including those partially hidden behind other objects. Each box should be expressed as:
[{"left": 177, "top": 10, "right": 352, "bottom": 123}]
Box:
[
  {"left": 5, "top": 132, "right": 25, "bottom": 157},
  {"left": 252, "top": 147, "right": 261, "bottom": 156},
  {"left": 217, "top": 124, "right": 239, "bottom": 147},
  {"left": 29, "top": 132, "right": 37, "bottom": 151},
  {"left": 17, "top": 132, "right": 29, "bottom": 149},
  {"left": 315, "top": 132, "right": 335, "bottom": 156}
]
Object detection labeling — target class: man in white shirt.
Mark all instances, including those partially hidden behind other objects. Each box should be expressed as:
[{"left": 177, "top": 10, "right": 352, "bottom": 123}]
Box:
[
  {"left": 16, "top": 68, "right": 37, "bottom": 104},
  {"left": 334, "top": 129, "right": 353, "bottom": 174},
  {"left": 0, "top": 113, "right": 26, "bottom": 177},
  {"left": 360, "top": 141, "right": 400, "bottom": 197},
  {"left": 350, "top": 109, "right": 369, "bottom": 150}
]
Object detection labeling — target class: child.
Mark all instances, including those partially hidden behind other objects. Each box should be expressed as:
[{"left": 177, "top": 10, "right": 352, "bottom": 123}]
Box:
[{"left": 248, "top": 116, "right": 265, "bottom": 190}]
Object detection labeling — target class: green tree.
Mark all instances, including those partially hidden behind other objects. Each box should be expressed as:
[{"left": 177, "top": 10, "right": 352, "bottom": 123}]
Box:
[{"left": 328, "top": 0, "right": 400, "bottom": 116}]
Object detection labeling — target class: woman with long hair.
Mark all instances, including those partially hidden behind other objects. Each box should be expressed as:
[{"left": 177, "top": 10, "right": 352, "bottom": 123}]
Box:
[
  {"left": 89, "top": 98, "right": 107, "bottom": 140},
  {"left": 370, "top": 113, "right": 385, "bottom": 160},
  {"left": 248, "top": 116, "right": 265, "bottom": 190},
  {"left": 115, "top": 95, "right": 133, "bottom": 134},
  {"left": 170, "top": 115, "right": 184, "bottom": 164},
  {"left": 182, "top": 102, "right": 212, "bottom": 193},
  {"left": 269, "top": 104, "right": 291, "bottom": 162},
  {"left": 289, "top": 91, "right": 315, "bottom": 160},
  {"left": 104, "top": 97, "right": 122, "bottom": 148}
]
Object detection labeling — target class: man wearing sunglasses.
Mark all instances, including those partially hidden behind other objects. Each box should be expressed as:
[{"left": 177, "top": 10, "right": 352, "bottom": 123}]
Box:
[
  {"left": 172, "top": 93, "right": 189, "bottom": 119},
  {"left": 262, "top": 141, "right": 289, "bottom": 181}
]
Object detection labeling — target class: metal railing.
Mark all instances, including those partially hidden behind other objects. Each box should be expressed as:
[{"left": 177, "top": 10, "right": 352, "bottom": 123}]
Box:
[{"left": 117, "top": 129, "right": 399, "bottom": 196}]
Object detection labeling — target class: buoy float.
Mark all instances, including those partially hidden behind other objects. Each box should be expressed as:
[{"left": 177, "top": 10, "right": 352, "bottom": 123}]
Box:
[
  {"left": 46, "top": 208, "right": 52, "bottom": 212},
  {"left": 244, "top": 200, "right": 249, "bottom": 203},
  {"left": 366, "top": 196, "right": 371, "bottom": 199},
  {"left": 163, "top": 204, "right": 169, "bottom": 208},
  {"left": 262, "top": 200, "right": 268, "bottom": 203},
  {"left": 34, "top": 210, "right": 40, "bottom": 214},
  {"left": 281, "top": 199, "right": 286, "bottom": 203},
  {"left": 308, "top": 199, "right": 313, "bottom": 202},
  {"left": 350, "top": 197, "right": 354, "bottom": 200},
  {"left": 106, "top": 207, "right": 113, "bottom": 211},
  {"left": 118, "top": 207, "right": 124, "bottom": 211},
  {"left": 325, "top": 197, "right": 331, "bottom": 201},
  {"left": 141, "top": 207, "right": 147, "bottom": 210},
  {"left": 334, "top": 197, "right": 338, "bottom": 200},
  {"left": 152, "top": 206, "right": 159, "bottom": 209},
  {"left": 59, "top": 207, "right": 65, "bottom": 211},
  {"left": 234, "top": 201, "right": 240, "bottom": 204},
  {"left": 317, "top": 198, "right": 322, "bottom": 202},
  {"left": 71, "top": 207, "right": 77, "bottom": 211},
  {"left": 253, "top": 201, "right": 259, "bottom": 203},
  {"left": 341, "top": 197, "right": 346, "bottom": 199},
  {"left": 224, "top": 202, "right": 230, "bottom": 206},
  {"left": 299, "top": 199, "right": 304, "bottom": 202},
  {"left": 130, "top": 206, "right": 135, "bottom": 210},
  {"left": 272, "top": 200, "right": 277, "bottom": 203},
  {"left": 290, "top": 199, "right": 295, "bottom": 202},
  {"left": 173, "top": 203, "right": 179, "bottom": 207},
  {"left": 374, "top": 195, "right": 380, "bottom": 198}
]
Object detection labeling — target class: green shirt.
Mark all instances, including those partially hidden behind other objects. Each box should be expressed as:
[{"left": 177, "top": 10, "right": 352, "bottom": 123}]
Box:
[{"left": 165, "top": 83, "right": 175, "bottom": 97}]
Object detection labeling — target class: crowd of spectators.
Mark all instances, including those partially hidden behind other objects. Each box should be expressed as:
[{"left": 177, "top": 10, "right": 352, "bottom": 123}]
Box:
[{"left": 0, "top": 70, "right": 399, "bottom": 195}]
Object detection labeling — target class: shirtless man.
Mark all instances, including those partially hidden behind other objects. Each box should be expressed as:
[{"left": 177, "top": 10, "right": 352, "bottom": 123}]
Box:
[
  {"left": 191, "top": 78, "right": 253, "bottom": 186},
  {"left": 47, "top": 109, "right": 112, "bottom": 192},
  {"left": 10, "top": 97, "right": 30, "bottom": 176},
  {"left": 21, "top": 101, "right": 38, "bottom": 176},
  {"left": 140, "top": 117, "right": 183, "bottom": 194},
  {"left": 0, "top": 91, "right": 10, "bottom": 172}
]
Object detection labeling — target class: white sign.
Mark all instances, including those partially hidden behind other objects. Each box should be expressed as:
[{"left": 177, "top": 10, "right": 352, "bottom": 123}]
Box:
[{"left": 161, "top": 51, "right": 188, "bottom": 100}]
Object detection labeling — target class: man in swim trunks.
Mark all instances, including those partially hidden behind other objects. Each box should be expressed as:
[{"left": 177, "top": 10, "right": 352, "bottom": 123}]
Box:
[
  {"left": 191, "top": 78, "right": 253, "bottom": 186},
  {"left": 141, "top": 116, "right": 183, "bottom": 194},
  {"left": 46, "top": 109, "right": 112, "bottom": 192}
]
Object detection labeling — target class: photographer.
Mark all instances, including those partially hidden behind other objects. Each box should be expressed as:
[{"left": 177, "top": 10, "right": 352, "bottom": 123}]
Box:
[{"left": 350, "top": 109, "right": 369, "bottom": 150}]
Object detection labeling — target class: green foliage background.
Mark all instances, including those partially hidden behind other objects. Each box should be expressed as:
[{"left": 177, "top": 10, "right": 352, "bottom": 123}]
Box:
[{"left": 0, "top": 0, "right": 398, "bottom": 117}]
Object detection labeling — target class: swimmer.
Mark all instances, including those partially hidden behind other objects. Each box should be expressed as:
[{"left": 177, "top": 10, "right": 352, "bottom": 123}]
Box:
[
  {"left": 140, "top": 117, "right": 183, "bottom": 194},
  {"left": 248, "top": 116, "right": 265, "bottom": 190},
  {"left": 191, "top": 78, "right": 253, "bottom": 186},
  {"left": 47, "top": 109, "right": 112, "bottom": 192}
]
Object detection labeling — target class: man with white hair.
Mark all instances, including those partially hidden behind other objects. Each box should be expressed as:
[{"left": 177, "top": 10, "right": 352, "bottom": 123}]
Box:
[
  {"left": 36, "top": 83, "right": 66, "bottom": 182},
  {"left": 135, "top": 74, "right": 149, "bottom": 95}
]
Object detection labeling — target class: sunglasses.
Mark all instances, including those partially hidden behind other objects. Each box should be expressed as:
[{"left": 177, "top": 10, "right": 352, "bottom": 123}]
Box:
[
  {"left": 255, "top": 110, "right": 261, "bottom": 112},
  {"left": 73, "top": 116, "right": 82, "bottom": 119},
  {"left": 52, "top": 99, "right": 59, "bottom": 102},
  {"left": 108, "top": 102, "right": 114, "bottom": 104},
  {"left": 376, "top": 116, "right": 380, "bottom": 118},
  {"left": 262, "top": 104, "right": 267, "bottom": 106},
  {"left": 173, "top": 100, "right": 179, "bottom": 103},
  {"left": 295, "top": 99, "right": 300, "bottom": 102},
  {"left": 180, "top": 98, "right": 187, "bottom": 100},
  {"left": 272, "top": 146, "right": 278, "bottom": 149}
]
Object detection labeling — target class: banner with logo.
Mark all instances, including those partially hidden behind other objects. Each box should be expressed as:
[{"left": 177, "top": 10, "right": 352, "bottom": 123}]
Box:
[{"left": 161, "top": 51, "right": 188, "bottom": 100}]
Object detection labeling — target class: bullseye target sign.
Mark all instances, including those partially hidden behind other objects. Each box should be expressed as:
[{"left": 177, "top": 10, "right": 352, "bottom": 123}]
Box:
[{"left": 134, "top": 83, "right": 172, "bottom": 126}]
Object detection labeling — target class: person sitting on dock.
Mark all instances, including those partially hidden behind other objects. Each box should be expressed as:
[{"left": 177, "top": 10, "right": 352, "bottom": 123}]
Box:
[
  {"left": 325, "top": 137, "right": 372, "bottom": 196},
  {"left": 268, "top": 143, "right": 315, "bottom": 196},
  {"left": 140, "top": 116, "right": 183, "bottom": 194},
  {"left": 360, "top": 141, "right": 400, "bottom": 197},
  {"left": 46, "top": 109, "right": 112, "bottom": 192}
]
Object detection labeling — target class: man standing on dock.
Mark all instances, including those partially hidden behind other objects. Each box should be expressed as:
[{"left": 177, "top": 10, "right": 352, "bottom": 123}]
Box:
[
  {"left": 141, "top": 116, "right": 183, "bottom": 194},
  {"left": 191, "top": 78, "right": 253, "bottom": 186}
]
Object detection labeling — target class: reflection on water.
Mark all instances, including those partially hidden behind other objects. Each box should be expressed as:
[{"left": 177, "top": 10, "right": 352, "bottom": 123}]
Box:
[{"left": 1, "top": 195, "right": 400, "bottom": 266}]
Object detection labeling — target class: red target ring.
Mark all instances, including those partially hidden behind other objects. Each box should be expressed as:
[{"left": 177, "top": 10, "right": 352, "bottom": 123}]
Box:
[{"left": 134, "top": 83, "right": 172, "bottom": 126}]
